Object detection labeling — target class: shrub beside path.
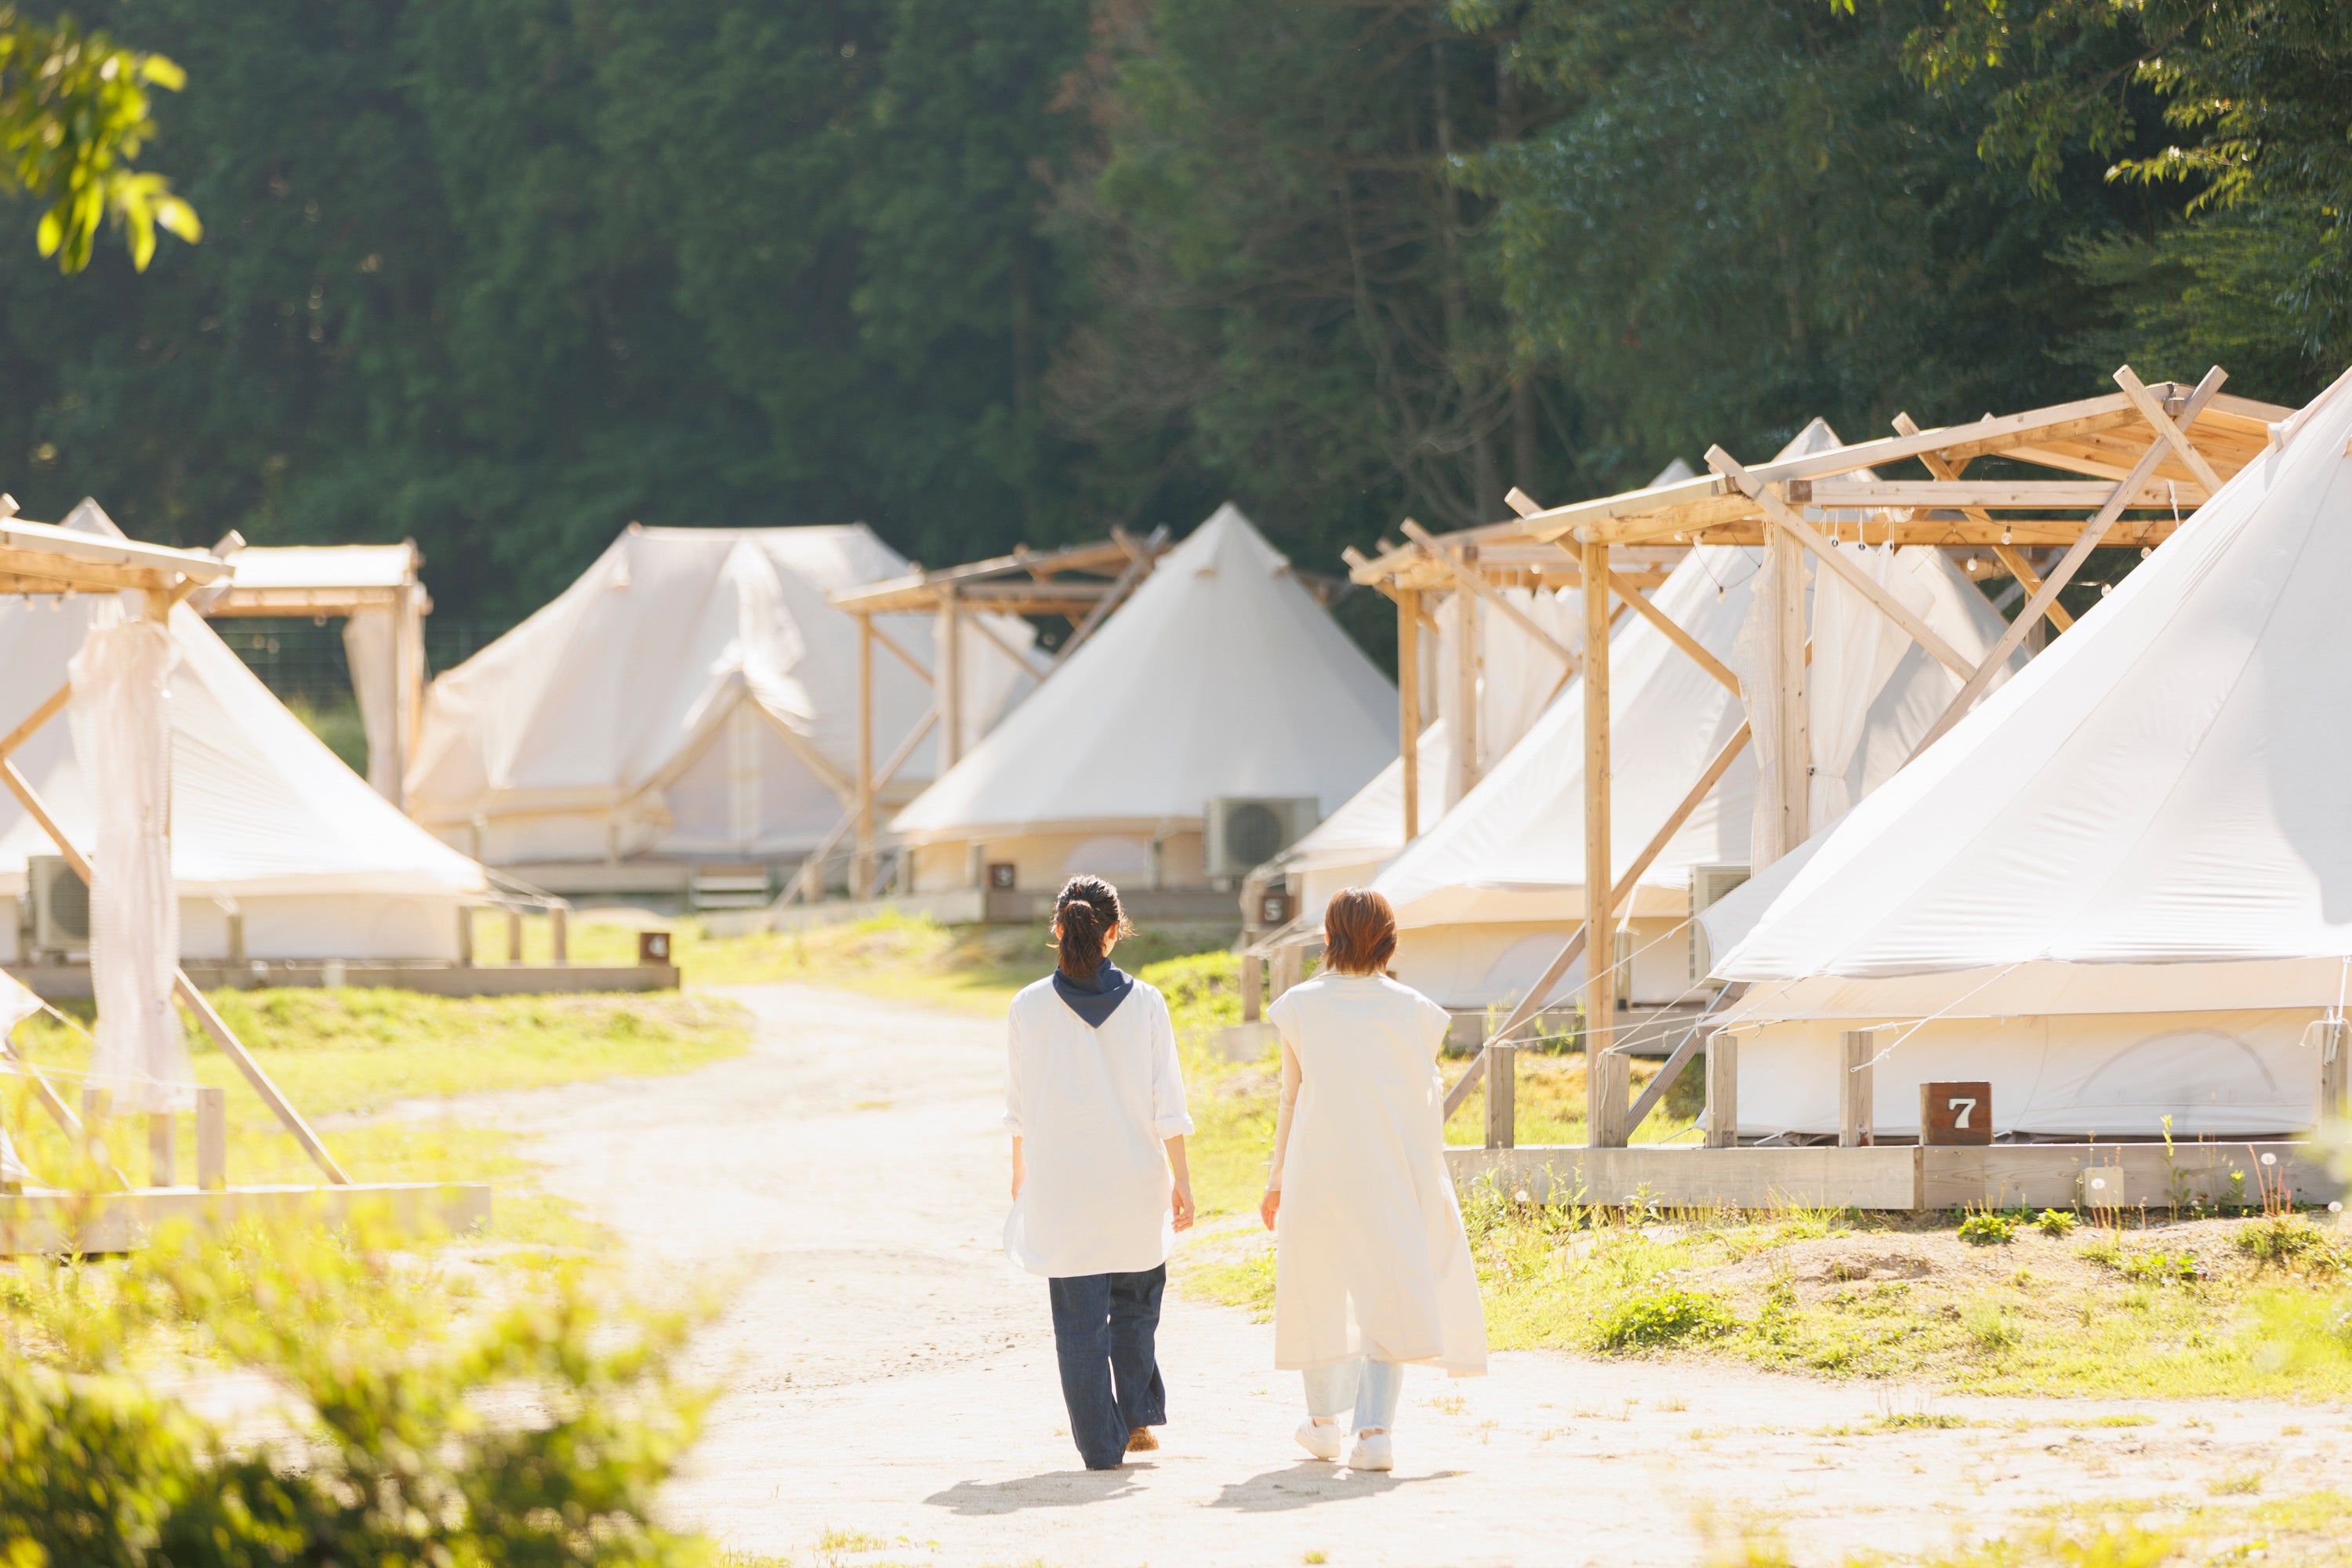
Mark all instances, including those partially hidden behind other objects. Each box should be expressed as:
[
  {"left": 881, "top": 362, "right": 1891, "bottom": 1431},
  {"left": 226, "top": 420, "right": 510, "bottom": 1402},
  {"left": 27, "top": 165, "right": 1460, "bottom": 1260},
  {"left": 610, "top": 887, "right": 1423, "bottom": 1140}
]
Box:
[{"left": 450, "top": 983, "right": 2352, "bottom": 1567}]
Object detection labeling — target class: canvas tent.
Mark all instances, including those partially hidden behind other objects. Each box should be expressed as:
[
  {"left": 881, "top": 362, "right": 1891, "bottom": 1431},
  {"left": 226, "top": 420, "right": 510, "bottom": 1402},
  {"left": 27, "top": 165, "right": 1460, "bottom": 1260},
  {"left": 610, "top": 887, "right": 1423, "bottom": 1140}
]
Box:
[
  {"left": 0, "top": 502, "right": 489, "bottom": 963},
  {"left": 891, "top": 504, "right": 1397, "bottom": 893},
  {"left": 405, "top": 524, "right": 1033, "bottom": 877},
  {"left": 1698, "top": 368, "right": 2352, "bottom": 1139},
  {"left": 1368, "top": 532, "right": 2013, "bottom": 1010}
]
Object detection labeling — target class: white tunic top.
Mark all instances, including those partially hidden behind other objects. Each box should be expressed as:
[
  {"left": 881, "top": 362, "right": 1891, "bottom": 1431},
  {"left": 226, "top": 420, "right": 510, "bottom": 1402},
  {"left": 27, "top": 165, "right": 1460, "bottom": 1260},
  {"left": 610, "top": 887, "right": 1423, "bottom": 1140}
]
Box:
[
  {"left": 1003, "top": 974, "right": 1193, "bottom": 1278},
  {"left": 1266, "top": 975, "right": 1487, "bottom": 1375}
]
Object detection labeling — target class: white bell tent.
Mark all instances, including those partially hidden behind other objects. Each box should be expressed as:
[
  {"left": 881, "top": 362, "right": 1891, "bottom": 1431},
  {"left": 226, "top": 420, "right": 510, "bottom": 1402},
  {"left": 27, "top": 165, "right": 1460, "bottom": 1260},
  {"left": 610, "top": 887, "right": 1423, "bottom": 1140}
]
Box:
[
  {"left": 891, "top": 503, "right": 1397, "bottom": 892},
  {"left": 1701, "top": 367, "right": 2352, "bottom": 1139},
  {"left": 405, "top": 524, "right": 1034, "bottom": 873},
  {"left": 0, "top": 503, "right": 489, "bottom": 964}
]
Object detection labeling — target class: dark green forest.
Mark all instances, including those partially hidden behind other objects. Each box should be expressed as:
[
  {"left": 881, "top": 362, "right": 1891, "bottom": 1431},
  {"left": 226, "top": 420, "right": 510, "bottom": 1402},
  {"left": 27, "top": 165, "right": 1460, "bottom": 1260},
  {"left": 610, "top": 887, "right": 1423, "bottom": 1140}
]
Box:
[{"left": 1, "top": 0, "right": 2345, "bottom": 656}]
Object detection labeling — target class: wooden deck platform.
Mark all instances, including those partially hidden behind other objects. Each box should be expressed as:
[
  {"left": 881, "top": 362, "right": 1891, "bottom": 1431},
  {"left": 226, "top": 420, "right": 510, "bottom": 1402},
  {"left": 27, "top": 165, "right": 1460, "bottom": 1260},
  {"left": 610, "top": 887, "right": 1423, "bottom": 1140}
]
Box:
[
  {"left": 0, "top": 1181, "right": 493, "bottom": 1254},
  {"left": 1446, "top": 1142, "right": 2344, "bottom": 1211}
]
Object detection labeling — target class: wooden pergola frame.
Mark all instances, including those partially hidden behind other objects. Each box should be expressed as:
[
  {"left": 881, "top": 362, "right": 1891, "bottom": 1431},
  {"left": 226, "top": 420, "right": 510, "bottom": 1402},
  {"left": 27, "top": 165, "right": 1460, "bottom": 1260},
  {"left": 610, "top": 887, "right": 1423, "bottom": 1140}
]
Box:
[
  {"left": 1345, "top": 524, "right": 1690, "bottom": 835},
  {"left": 818, "top": 528, "right": 1170, "bottom": 901},
  {"left": 199, "top": 535, "right": 432, "bottom": 806},
  {"left": 1388, "top": 365, "right": 2289, "bottom": 1152},
  {"left": 0, "top": 516, "right": 354, "bottom": 1193}
]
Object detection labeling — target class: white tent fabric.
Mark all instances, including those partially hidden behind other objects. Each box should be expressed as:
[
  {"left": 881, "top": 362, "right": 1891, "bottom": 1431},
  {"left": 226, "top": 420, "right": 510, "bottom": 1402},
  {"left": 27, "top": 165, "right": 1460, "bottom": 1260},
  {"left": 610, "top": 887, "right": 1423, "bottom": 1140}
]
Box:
[
  {"left": 0, "top": 502, "right": 490, "bottom": 961},
  {"left": 342, "top": 607, "right": 420, "bottom": 800},
  {"left": 1696, "top": 368, "right": 2352, "bottom": 1137},
  {"left": 1435, "top": 589, "right": 1580, "bottom": 796},
  {"left": 406, "top": 524, "right": 1033, "bottom": 866},
  {"left": 890, "top": 505, "right": 1396, "bottom": 873},
  {"left": 1281, "top": 720, "right": 1452, "bottom": 916},
  {"left": 0, "top": 970, "right": 35, "bottom": 1183},
  {"left": 1372, "top": 532, "right": 2013, "bottom": 1008},
  {"left": 71, "top": 609, "right": 193, "bottom": 1113}
]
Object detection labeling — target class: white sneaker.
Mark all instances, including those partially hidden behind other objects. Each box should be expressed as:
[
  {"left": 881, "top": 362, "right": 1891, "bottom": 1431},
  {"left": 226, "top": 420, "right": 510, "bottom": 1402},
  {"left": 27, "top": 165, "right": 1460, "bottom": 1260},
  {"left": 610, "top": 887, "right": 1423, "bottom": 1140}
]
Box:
[
  {"left": 1294, "top": 1418, "right": 1345, "bottom": 1461},
  {"left": 1348, "top": 1430, "right": 1394, "bottom": 1472}
]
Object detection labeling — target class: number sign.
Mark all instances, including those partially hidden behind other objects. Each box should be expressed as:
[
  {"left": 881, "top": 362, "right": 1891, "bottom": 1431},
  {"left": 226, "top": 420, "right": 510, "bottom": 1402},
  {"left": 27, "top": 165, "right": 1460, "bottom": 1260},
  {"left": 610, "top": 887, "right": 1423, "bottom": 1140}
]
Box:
[{"left": 1919, "top": 1081, "right": 1993, "bottom": 1145}]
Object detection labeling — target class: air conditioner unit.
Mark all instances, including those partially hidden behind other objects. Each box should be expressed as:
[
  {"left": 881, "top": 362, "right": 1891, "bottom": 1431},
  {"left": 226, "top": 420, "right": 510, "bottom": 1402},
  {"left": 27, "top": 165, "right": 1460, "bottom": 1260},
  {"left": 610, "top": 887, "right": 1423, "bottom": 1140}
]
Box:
[
  {"left": 1688, "top": 862, "right": 1751, "bottom": 990},
  {"left": 28, "top": 855, "right": 90, "bottom": 953},
  {"left": 1205, "top": 797, "right": 1319, "bottom": 878}
]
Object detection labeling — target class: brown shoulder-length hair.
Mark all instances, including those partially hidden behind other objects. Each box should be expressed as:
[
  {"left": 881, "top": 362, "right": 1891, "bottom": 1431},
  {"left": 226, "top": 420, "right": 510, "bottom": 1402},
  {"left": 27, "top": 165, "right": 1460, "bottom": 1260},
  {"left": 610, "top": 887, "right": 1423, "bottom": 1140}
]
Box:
[{"left": 1321, "top": 887, "right": 1398, "bottom": 976}]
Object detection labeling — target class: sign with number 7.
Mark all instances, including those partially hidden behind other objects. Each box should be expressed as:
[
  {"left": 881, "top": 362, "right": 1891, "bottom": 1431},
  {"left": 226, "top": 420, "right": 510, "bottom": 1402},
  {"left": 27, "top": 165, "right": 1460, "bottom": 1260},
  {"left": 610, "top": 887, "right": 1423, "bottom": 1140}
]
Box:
[{"left": 1920, "top": 1081, "right": 1994, "bottom": 1145}]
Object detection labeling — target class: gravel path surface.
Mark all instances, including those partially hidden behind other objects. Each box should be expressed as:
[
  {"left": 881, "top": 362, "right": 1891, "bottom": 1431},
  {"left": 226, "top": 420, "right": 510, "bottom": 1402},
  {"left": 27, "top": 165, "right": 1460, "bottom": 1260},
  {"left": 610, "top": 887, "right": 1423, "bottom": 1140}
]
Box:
[{"left": 458, "top": 982, "right": 2352, "bottom": 1566}]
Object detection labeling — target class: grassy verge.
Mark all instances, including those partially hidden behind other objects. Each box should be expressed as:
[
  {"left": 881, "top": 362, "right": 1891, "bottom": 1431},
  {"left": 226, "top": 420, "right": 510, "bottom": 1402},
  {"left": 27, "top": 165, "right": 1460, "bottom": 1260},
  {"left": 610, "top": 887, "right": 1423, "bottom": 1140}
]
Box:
[
  {"left": 1873, "top": 1490, "right": 2352, "bottom": 1567},
  {"left": 483, "top": 906, "right": 1240, "bottom": 1018},
  {"left": 5, "top": 987, "right": 750, "bottom": 1249}
]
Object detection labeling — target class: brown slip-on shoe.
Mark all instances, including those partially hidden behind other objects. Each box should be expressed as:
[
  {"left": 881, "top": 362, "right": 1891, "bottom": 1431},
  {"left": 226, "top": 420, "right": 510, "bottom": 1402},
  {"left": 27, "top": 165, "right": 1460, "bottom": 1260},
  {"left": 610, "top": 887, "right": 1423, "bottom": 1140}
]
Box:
[{"left": 1127, "top": 1426, "right": 1160, "bottom": 1453}]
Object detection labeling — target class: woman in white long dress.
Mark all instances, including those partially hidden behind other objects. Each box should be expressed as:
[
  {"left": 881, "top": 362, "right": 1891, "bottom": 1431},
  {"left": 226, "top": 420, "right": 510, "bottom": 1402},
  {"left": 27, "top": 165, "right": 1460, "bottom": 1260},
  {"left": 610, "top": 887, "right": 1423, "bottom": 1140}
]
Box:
[{"left": 1260, "top": 887, "right": 1486, "bottom": 1472}]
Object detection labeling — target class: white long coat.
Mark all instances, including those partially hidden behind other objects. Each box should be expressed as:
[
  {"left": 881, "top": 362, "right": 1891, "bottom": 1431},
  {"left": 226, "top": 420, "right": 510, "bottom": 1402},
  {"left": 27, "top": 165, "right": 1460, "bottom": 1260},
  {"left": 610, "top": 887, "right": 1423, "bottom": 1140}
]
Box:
[
  {"left": 1267, "top": 975, "right": 1486, "bottom": 1375},
  {"left": 1003, "top": 975, "right": 1192, "bottom": 1277}
]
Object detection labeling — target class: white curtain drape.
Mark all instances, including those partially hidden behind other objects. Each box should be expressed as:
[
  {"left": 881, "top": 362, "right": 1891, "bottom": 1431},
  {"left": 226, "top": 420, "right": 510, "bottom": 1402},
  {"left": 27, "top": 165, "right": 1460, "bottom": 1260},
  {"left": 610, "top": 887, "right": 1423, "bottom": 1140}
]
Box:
[
  {"left": 1433, "top": 586, "right": 1581, "bottom": 803},
  {"left": 1734, "top": 550, "right": 1789, "bottom": 869},
  {"left": 70, "top": 607, "right": 193, "bottom": 1114},
  {"left": 341, "top": 605, "right": 401, "bottom": 798},
  {"left": 1807, "top": 543, "right": 1930, "bottom": 826},
  {"left": 0, "top": 971, "right": 41, "bottom": 1182}
]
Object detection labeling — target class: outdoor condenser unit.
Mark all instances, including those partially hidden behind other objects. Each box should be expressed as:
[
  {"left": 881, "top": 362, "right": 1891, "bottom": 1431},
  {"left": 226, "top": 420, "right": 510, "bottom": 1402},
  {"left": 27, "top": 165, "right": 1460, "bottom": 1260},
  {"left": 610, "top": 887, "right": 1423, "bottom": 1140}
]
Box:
[
  {"left": 1687, "top": 863, "right": 1751, "bottom": 991},
  {"left": 1205, "top": 797, "right": 1319, "bottom": 877},
  {"left": 28, "top": 854, "right": 91, "bottom": 953}
]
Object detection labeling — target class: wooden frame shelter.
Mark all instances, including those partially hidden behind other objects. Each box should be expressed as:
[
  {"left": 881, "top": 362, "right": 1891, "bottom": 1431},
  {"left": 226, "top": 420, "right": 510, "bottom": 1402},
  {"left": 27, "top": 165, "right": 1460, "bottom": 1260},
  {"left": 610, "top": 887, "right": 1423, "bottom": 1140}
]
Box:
[
  {"left": 1345, "top": 522, "right": 1690, "bottom": 841},
  {"left": 819, "top": 528, "right": 1170, "bottom": 902},
  {"left": 1397, "top": 366, "right": 2290, "bottom": 1164},
  {"left": 198, "top": 536, "right": 432, "bottom": 806},
  {"left": 0, "top": 515, "right": 485, "bottom": 1249}
]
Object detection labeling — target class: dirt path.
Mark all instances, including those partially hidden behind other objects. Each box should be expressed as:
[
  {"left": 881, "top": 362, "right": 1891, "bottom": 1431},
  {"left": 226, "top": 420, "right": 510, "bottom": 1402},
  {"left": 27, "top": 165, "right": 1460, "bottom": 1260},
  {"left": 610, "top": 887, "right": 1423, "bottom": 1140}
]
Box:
[{"left": 459, "top": 983, "right": 2352, "bottom": 1566}]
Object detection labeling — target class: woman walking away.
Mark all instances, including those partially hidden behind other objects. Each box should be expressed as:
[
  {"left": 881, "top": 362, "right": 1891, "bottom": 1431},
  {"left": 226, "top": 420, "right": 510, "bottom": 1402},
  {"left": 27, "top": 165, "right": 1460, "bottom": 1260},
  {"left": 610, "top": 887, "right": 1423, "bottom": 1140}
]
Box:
[
  {"left": 1261, "top": 887, "right": 1486, "bottom": 1472},
  {"left": 1005, "top": 876, "right": 1196, "bottom": 1471}
]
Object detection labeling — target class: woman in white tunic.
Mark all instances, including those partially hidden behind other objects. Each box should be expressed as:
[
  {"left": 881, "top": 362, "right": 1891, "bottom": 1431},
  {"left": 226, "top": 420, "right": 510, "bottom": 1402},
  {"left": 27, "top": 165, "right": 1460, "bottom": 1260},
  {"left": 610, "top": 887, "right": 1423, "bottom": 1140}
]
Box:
[
  {"left": 1005, "top": 876, "right": 1196, "bottom": 1470},
  {"left": 1260, "top": 887, "right": 1486, "bottom": 1472}
]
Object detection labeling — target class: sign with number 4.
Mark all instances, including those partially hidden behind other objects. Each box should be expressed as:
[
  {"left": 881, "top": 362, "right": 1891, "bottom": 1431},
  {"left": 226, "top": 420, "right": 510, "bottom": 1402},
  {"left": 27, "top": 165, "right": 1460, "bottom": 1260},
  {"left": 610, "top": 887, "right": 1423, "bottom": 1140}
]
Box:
[{"left": 1920, "top": 1081, "right": 1994, "bottom": 1145}]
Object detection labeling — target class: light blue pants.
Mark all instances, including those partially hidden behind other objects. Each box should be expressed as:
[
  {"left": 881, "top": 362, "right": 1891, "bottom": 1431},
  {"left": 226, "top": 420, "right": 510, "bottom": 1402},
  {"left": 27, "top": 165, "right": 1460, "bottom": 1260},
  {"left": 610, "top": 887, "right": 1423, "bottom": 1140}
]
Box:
[{"left": 1302, "top": 1357, "right": 1404, "bottom": 1431}]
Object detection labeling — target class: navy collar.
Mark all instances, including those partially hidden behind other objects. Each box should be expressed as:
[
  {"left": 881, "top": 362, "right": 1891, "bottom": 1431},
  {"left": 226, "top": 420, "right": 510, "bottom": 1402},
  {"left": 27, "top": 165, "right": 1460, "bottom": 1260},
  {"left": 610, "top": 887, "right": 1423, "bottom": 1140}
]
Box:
[{"left": 1051, "top": 960, "right": 1134, "bottom": 1027}]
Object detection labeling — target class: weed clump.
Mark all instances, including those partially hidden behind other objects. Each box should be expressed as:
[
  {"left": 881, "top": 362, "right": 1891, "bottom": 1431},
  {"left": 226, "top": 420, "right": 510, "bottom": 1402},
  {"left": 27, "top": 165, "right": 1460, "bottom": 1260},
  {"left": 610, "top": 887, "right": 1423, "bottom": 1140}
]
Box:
[
  {"left": 1595, "top": 1283, "right": 1733, "bottom": 1350},
  {"left": 2236, "top": 1214, "right": 2325, "bottom": 1265},
  {"left": 2032, "top": 1208, "right": 2078, "bottom": 1237},
  {"left": 1957, "top": 1210, "right": 2017, "bottom": 1246}
]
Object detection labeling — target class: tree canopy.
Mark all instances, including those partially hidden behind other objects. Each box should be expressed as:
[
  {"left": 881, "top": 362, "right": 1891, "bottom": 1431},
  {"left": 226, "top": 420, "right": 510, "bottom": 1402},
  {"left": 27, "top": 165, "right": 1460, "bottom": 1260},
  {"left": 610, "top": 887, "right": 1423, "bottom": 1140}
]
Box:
[{"left": 0, "top": 1, "right": 2340, "bottom": 651}]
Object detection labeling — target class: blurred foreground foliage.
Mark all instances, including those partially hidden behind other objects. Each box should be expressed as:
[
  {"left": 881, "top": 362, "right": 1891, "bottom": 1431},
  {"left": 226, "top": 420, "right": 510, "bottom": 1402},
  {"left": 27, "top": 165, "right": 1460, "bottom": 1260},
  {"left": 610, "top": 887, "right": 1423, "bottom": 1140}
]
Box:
[{"left": 0, "top": 1211, "right": 716, "bottom": 1566}]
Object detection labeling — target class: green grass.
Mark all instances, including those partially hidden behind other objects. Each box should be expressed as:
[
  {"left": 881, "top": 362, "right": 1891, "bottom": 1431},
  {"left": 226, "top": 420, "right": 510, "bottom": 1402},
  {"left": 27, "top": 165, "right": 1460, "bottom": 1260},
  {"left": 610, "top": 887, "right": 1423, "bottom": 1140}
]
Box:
[
  {"left": 1887, "top": 1491, "right": 2352, "bottom": 1566},
  {"left": 5, "top": 987, "right": 751, "bottom": 1249},
  {"left": 490, "top": 907, "right": 1240, "bottom": 1019}
]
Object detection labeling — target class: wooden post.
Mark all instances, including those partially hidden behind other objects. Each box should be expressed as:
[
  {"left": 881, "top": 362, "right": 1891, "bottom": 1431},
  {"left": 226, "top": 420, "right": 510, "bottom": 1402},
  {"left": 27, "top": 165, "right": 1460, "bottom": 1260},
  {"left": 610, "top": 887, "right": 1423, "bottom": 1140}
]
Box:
[
  {"left": 456, "top": 904, "right": 474, "bottom": 967},
  {"left": 195, "top": 1085, "right": 227, "bottom": 1191},
  {"left": 1398, "top": 588, "right": 1421, "bottom": 844},
  {"left": 1581, "top": 535, "right": 1626, "bottom": 1147},
  {"left": 147, "top": 1112, "right": 174, "bottom": 1188},
  {"left": 1272, "top": 942, "right": 1302, "bottom": 1001},
  {"left": 550, "top": 902, "right": 569, "bottom": 964},
  {"left": 1484, "top": 1042, "right": 1516, "bottom": 1149},
  {"left": 937, "top": 585, "right": 964, "bottom": 768},
  {"left": 1704, "top": 1030, "right": 1738, "bottom": 1149},
  {"left": 1452, "top": 556, "right": 1480, "bottom": 804},
  {"left": 2321, "top": 1018, "right": 2350, "bottom": 1127},
  {"left": 505, "top": 908, "right": 523, "bottom": 964},
  {"left": 1240, "top": 952, "right": 1263, "bottom": 1023},
  {"left": 855, "top": 612, "right": 876, "bottom": 899},
  {"left": 1840, "top": 1029, "right": 1875, "bottom": 1148}
]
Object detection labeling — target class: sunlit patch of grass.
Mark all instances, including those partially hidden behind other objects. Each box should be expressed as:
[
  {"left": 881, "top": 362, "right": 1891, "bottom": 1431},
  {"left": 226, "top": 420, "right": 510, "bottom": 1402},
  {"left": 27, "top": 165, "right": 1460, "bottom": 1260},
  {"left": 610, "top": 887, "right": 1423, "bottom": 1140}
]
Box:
[{"left": 1900, "top": 1491, "right": 2352, "bottom": 1566}]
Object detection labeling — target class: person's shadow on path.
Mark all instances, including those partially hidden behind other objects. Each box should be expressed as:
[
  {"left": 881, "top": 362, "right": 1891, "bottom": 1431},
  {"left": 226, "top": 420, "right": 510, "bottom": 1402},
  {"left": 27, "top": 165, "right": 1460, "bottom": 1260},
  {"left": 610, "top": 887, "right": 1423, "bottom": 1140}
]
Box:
[
  {"left": 926, "top": 1467, "right": 1146, "bottom": 1514},
  {"left": 1208, "top": 1462, "right": 1454, "bottom": 1512}
]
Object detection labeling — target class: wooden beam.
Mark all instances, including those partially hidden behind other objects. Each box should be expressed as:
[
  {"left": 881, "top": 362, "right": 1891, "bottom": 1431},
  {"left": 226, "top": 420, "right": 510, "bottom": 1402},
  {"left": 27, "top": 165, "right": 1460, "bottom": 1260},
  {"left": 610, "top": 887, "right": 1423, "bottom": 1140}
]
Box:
[
  {"left": 1052, "top": 526, "right": 1167, "bottom": 666},
  {"left": 1710, "top": 448, "right": 1974, "bottom": 681},
  {"left": 855, "top": 615, "right": 875, "bottom": 900},
  {"left": 1402, "top": 520, "right": 1581, "bottom": 668},
  {"left": 1907, "top": 365, "right": 2228, "bottom": 760},
  {"left": 936, "top": 586, "right": 964, "bottom": 768},
  {"left": 1991, "top": 543, "right": 2075, "bottom": 633},
  {"left": 869, "top": 622, "right": 930, "bottom": 684},
  {"left": 2115, "top": 364, "right": 2226, "bottom": 495},
  {"left": 1704, "top": 1031, "right": 1738, "bottom": 1148},
  {"left": 1581, "top": 535, "right": 1625, "bottom": 1148},
  {"left": 1606, "top": 568, "right": 1740, "bottom": 694},
  {"left": 1840, "top": 1029, "right": 1875, "bottom": 1149},
  {"left": 1625, "top": 1024, "right": 1706, "bottom": 1137},
  {"left": 1791, "top": 478, "right": 2202, "bottom": 510},
  {"left": 964, "top": 606, "right": 1047, "bottom": 679},
  {"left": 0, "top": 683, "right": 71, "bottom": 763},
  {"left": 1453, "top": 553, "right": 1481, "bottom": 802}
]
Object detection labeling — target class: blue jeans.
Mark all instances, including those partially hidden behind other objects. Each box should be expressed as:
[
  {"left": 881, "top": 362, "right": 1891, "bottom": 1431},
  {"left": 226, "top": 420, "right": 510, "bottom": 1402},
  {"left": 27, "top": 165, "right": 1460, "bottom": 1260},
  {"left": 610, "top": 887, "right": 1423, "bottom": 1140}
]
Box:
[
  {"left": 1302, "top": 1357, "right": 1404, "bottom": 1432},
  {"left": 1047, "top": 1265, "right": 1167, "bottom": 1469}
]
